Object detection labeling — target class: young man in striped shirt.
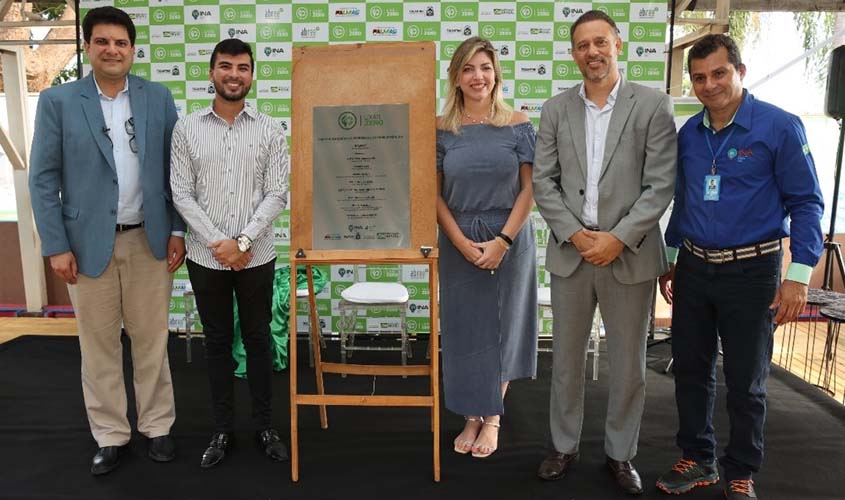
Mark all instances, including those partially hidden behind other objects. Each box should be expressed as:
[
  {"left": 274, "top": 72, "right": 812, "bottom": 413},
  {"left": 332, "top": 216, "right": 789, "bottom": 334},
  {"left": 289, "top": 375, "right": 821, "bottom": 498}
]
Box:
[{"left": 170, "top": 38, "right": 290, "bottom": 468}]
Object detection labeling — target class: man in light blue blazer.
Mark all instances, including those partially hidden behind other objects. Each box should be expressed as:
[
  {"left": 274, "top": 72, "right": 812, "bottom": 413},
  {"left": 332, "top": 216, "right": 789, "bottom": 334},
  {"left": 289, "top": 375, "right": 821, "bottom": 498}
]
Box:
[{"left": 28, "top": 6, "right": 186, "bottom": 476}]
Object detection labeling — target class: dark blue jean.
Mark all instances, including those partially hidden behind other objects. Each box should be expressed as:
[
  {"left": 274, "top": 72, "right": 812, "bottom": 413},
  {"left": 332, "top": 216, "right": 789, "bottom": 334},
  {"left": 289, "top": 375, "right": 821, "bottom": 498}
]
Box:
[{"left": 671, "top": 248, "right": 780, "bottom": 480}]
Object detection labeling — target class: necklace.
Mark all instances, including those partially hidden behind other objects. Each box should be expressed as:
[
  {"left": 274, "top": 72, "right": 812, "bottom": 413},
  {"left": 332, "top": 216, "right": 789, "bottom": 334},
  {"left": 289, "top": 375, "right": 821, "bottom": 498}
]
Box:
[{"left": 463, "top": 109, "right": 492, "bottom": 124}]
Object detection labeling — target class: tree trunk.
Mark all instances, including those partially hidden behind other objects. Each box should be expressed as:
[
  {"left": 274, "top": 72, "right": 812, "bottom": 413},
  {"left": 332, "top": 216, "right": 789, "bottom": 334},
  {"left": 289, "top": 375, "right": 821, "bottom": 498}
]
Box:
[{"left": 0, "top": 4, "right": 77, "bottom": 93}]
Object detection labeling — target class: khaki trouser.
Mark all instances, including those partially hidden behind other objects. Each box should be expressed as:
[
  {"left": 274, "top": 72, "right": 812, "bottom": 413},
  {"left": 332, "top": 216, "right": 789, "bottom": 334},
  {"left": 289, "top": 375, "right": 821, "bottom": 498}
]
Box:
[{"left": 68, "top": 228, "right": 175, "bottom": 447}]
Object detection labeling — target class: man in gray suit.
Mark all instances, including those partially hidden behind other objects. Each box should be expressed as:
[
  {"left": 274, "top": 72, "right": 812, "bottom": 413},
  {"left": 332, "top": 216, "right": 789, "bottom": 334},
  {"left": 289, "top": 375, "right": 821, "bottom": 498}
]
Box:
[
  {"left": 532, "top": 10, "right": 676, "bottom": 494},
  {"left": 29, "top": 7, "right": 185, "bottom": 475}
]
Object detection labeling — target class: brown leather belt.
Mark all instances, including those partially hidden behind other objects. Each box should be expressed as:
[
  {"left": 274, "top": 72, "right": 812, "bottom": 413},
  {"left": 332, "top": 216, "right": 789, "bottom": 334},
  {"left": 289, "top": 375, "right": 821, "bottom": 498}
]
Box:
[
  {"left": 116, "top": 222, "right": 144, "bottom": 232},
  {"left": 683, "top": 238, "right": 781, "bottom": 264}
]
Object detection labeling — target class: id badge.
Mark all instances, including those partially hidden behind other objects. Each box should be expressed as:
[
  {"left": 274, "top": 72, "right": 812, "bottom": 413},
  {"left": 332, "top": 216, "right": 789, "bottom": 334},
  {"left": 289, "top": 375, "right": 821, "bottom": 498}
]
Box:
[{"left": 703, "top": 175, "right": 721, "bottom": 201}]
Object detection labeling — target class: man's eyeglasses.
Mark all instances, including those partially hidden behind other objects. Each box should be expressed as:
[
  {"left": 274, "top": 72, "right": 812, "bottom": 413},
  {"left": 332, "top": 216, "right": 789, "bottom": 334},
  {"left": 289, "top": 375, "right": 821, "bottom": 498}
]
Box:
[
  {"left": 102, "top": 116, "right": 138, "bottom": 154},
  {"left": 125, "top": 117, "right": 137, "bottom": 154}
]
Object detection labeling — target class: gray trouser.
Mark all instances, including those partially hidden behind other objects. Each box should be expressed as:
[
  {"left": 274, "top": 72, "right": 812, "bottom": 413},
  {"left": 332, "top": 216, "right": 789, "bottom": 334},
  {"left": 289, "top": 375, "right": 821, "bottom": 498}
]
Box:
[{"left": 549, "top": 262, "right": 652, "bottom": 461}]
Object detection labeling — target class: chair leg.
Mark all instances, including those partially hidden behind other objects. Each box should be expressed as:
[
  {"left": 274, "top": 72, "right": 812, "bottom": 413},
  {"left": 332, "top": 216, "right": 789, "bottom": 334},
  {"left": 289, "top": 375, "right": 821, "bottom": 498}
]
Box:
[
  {"left": 339, "top": 306, "right": 350, "bottom": 377},
  {"left": 400, "top": 308, "right": 408, "bottom": 378},
  {"left": 307, "top": 318, "right": 315, "bottom": 369}
]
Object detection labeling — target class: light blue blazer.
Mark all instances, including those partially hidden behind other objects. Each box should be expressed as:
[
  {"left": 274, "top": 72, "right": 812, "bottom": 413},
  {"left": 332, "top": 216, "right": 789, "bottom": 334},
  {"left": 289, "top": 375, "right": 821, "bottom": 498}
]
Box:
[{"left": 29, "top": 73, "right": 186, "bottom": 278}]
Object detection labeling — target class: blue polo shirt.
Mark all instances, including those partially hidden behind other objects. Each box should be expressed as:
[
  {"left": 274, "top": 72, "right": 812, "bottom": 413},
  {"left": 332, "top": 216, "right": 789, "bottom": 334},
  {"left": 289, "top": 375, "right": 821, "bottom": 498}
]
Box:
[{"left": 664, "top": 90, "right": 824, "bottom": 283}]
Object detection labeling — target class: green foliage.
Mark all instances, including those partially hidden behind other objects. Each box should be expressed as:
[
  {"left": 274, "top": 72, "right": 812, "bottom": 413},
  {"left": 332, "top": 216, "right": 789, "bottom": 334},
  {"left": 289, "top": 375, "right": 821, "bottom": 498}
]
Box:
[
  {"left": 52, "top": 67, "right": 78, "bottom": 87},
  {"left": 728, "top": 11, "right": 761, "bottom": 50},
  {"left": 793, "top": 11, "right": 836, "bottom": 86},
  {"left": 31, "top": 2, "right": 66, "bottom": 21}
]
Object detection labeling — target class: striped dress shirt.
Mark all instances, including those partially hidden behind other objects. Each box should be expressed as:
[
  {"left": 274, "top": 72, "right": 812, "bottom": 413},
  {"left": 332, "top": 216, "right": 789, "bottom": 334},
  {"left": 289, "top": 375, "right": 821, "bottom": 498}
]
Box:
[{"left": 170, "top": 103, "right": 289, "bottom": 270}]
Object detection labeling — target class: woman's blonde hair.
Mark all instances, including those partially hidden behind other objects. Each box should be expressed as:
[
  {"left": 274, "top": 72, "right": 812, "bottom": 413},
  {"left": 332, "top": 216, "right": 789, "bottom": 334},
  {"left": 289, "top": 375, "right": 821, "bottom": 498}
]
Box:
[{"left": 439, "top": 37, "right": 512, "bottom": 134}]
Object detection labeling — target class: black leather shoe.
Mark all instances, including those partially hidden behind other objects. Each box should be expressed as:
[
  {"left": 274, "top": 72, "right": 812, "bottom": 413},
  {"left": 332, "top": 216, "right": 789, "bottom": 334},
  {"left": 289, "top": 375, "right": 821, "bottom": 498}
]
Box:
[
  {"left": 537, "top": 452, "right": 578, "bottom": 481},
  {"left": 200, "top": 433, "right": 233, "bottom": 468},
  {"left": 91, "top": 446, "right": 123, "bottom": 476},
  {"left": 256, "top": 429, "right": 289, "bottom": 462},
  {"left": 148, "top": 435, "right": 176, "bottom": 462},
  {"left": 606, "top": 456, "right": 644, "bottom": 495}
]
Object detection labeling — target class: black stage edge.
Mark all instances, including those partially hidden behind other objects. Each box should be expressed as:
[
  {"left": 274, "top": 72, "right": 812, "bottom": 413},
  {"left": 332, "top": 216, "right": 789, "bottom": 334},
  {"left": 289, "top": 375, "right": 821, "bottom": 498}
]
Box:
[{"left": 1, "top": 334, "right": 843, "bottom": 500}]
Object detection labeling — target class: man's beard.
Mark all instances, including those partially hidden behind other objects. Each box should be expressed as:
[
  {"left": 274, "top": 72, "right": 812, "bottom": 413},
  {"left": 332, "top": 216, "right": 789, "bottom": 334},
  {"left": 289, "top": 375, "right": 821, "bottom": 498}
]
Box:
[{"left": 214, "top": 79, "right": 251, "bottom": 102}]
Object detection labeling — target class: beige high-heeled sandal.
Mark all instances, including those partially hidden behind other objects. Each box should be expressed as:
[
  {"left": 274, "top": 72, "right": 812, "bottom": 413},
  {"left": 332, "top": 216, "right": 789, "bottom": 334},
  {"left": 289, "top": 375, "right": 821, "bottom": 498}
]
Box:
[
  {"left": 471, "top": 420, "right": 500, "bottom": 458},
  {"left": 453, "top": 416, "right": 483, "bottom": 454}
]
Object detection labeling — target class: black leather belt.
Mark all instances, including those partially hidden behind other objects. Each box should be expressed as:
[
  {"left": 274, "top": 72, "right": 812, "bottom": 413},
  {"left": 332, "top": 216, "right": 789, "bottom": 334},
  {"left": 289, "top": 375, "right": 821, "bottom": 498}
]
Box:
[
  {"left": 683, "top": 238, "right": 781, "bottom": 264},
  {"left": 116, "top": 222, "right": 144, "bottom": 232}
]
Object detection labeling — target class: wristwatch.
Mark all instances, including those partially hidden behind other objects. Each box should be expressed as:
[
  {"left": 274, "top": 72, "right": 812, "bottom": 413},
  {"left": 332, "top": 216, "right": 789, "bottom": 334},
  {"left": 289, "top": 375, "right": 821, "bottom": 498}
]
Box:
[{"left": 236, "top": 234, "right": 252, "bottom": 252}]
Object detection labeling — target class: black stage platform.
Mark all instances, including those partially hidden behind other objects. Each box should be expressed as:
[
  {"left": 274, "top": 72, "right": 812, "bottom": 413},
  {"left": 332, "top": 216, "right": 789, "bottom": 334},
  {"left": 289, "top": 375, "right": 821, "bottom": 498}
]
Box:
[{"left": 1, "top": 335, "right": 843, "bottom": 500}]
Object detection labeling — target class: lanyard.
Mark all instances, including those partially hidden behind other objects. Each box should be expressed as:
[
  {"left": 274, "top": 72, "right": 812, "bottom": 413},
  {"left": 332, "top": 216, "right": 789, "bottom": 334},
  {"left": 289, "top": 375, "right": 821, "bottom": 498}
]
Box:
[{"left": 704, "top": 126, "right": 736, "bottom": 176}]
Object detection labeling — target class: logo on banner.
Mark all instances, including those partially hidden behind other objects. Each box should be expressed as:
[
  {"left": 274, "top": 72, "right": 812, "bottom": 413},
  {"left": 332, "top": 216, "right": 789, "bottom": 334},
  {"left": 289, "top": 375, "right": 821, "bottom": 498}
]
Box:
[
  {"left": 295, "top": 7, "right": 308, "bottom": 21},
  {"left": 639, "top": 7, "right": 659, "bottom": 19},
  {"left": 632, "top": 26, "right": 646, "bottom": 40},
  {"left": 561, "top": 7, "right": 584, "bottom": 18},
  {"left": 334, "top": 8, "right": 359, "bottom": 17},
  {"left": 636, "top": 46, "right": 657, "bottom": 57},
  {"left": 629, "top": 64, "right": 644, "bottom": 78},
  {"left": 556, "top": 64, "right": 569, "bottom": 78}
]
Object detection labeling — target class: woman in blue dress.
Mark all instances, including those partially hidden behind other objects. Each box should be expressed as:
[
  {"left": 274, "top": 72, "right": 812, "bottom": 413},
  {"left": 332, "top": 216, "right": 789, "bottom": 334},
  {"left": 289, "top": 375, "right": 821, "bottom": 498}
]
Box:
[{"left": 437, "top": 37, "right": 538, "bottom": 459}]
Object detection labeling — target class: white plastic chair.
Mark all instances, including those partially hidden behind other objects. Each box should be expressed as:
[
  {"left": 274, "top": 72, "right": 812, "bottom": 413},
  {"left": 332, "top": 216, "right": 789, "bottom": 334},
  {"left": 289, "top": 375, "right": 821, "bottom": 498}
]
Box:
[{"left": 338, "top": 267, "right": 411, "bottom": 375}]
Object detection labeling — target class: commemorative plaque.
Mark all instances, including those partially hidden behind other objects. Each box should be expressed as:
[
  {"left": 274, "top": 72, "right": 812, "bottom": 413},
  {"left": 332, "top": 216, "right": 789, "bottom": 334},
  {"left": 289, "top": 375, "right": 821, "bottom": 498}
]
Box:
[{"left": 312, "top": 104, "right": 410, "bottom": 250}]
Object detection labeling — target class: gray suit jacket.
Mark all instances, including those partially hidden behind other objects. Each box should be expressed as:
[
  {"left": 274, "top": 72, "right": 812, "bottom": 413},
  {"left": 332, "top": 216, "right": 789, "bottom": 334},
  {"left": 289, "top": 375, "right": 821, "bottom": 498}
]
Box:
[
  {"left": 532, "top": 80, "right": 677, "bottom": 285},
  {"left": 29, "top": 74, "right": 186, "bottom": 278}
]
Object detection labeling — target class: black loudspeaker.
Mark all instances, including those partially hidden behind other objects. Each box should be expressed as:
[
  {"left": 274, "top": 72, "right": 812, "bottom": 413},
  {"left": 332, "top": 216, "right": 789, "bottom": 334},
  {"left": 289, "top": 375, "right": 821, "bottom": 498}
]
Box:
[{"left": 826, "top": 45, "right": 845, "bottom": 119}]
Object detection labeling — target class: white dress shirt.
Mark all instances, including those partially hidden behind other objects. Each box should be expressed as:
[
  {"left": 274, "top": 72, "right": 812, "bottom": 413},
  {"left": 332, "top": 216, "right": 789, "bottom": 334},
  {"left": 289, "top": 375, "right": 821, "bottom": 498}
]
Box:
[
  {"left": 95, "top": 77, "right": 142, "bottom": 225},
  {"left": 578, "top": 77, "right": 621, "bottom": 228},
  {"left": 170, "top": 103, "right": 289, "bottom": 270}
]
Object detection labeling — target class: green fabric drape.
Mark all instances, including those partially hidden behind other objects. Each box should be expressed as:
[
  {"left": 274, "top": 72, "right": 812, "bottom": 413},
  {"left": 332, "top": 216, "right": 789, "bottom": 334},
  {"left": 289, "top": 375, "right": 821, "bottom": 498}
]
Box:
[{"left": 232, "top": 265, "right": 328, "bottom": 378}]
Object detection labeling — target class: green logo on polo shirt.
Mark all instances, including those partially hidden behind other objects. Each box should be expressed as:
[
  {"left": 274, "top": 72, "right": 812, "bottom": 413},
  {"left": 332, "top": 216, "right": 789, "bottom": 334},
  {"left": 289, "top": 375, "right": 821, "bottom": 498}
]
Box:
[{"left": 728, "top": 148, "right": 738, "bottom": 159}]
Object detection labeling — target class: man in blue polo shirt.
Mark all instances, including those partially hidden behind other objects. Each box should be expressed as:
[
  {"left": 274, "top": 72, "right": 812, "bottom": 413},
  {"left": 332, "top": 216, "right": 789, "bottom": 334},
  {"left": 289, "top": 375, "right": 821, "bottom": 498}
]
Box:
[{"left": 655, "top": 35, "right": 823, "bottom": 499}]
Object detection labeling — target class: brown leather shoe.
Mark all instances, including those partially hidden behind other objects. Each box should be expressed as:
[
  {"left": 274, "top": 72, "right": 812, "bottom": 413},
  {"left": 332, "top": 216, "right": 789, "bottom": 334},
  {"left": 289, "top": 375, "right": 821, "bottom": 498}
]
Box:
[
  {"left": 606, "top": 456, "right": 644, "bottom": 495},
  {"left": 537, "top": 452, "right": 578, "bottom": 481}
]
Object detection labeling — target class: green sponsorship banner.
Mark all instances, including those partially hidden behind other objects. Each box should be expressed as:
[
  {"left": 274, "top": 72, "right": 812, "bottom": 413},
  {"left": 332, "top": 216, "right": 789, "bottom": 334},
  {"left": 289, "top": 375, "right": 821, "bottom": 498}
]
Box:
[
  {"left": 518, "top": 3, "right": 555, "bottom": 22},
  {"left": 479, "top": 22, "right": 516, "bottom": 41},
  {"left": 257, "top": 61, "right": 292, "bottom": 80},
  {"left": 517, "top": 41, "right": 553, "bottom": 60},
  {"left": 330, "top": 23, "right": 366, "bottom": 42},
  {"left": 404, "top": 22, "right": 440, "bottom": 41},
  {"left": 84, "top": 0, "right": 668, "bottom": 335},
  {"left": 627, "top": 61, "right": 665, "bottom": 81},
  {"left": 442, "top": 3, "right": 478, "bottom": 22}
]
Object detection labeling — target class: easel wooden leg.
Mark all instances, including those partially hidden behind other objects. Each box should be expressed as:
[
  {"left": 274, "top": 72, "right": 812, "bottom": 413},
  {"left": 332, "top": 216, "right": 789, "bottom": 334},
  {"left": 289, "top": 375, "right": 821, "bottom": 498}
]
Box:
[
  {"left": 306, "top": 265, "right": 328, "bottom": 429},
  {"left": 289, "top": 263, "right": 300, "bottom": 482},
  {"left": 429, "top": 262, "right": 441, "bottom": 482}
]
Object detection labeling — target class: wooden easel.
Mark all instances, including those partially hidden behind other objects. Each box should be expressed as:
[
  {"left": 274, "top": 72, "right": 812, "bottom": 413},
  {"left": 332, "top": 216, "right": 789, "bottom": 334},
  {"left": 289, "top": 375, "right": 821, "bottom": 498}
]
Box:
[{"left": 288, "top": 42, "right": 440, "bottom": 482}]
